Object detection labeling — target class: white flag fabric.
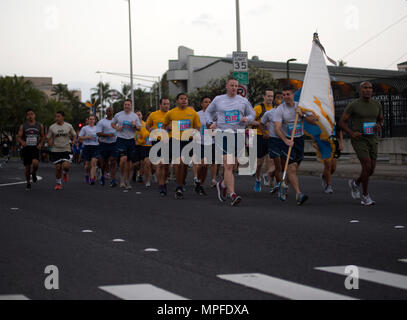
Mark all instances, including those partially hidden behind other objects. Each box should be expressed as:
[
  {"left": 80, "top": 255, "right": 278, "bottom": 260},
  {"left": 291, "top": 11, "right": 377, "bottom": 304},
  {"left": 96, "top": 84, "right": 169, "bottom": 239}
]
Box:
[{"left": 299, "top": 40, "right": 335, "bottom": 141}]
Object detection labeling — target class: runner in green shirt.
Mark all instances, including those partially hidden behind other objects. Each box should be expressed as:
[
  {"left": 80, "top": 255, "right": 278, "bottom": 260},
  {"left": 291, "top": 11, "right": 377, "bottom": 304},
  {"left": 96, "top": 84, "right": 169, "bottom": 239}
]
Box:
[{"left": 340, "top": 81, "right": 384, "bottom": 206}]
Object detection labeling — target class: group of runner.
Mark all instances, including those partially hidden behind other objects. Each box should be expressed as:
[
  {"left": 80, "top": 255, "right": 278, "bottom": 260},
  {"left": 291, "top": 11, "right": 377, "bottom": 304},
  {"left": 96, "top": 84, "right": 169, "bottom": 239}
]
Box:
[{"left": 17, "top": 78, "right": 384, "bottom": 206}]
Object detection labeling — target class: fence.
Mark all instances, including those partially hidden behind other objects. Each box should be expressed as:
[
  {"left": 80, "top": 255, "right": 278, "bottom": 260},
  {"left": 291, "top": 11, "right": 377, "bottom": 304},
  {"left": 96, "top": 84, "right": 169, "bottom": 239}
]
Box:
[{"left": 334, "top": 94, "right": 407, "bottom": 138}]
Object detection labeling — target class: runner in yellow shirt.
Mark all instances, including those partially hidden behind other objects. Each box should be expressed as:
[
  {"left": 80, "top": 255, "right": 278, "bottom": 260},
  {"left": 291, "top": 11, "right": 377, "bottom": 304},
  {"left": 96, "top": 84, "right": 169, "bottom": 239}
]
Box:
[
  {"left": 146, "top": 98, "right": 170, "bottom": 196},
  {"left": 251, "top": 89, "right": 275, "bottom": 192},
  {"left": 163, "top": 93, "right": 201, "bottom": 200},
  {"left": 134, "top": 111, "right": 153, "bottom": 187}
]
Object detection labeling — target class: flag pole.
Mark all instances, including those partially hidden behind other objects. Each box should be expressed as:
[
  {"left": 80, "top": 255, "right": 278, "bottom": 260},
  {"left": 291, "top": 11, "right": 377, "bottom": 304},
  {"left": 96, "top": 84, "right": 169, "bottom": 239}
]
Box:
[{"left": 281, "top": 112, "right": 300, "bottom": 183}]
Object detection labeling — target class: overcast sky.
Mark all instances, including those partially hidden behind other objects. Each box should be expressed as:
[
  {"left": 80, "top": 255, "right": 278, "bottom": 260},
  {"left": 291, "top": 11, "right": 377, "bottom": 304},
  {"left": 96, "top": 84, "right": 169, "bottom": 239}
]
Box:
[{"left": 1, "top": 0, "right": 406, "bottom": 101}]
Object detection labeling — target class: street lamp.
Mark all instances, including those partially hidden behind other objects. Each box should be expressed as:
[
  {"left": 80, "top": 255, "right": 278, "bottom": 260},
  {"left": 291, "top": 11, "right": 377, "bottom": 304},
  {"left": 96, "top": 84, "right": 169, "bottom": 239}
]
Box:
[{"left": 286, "top": 58, "right": 297, "bottom": 86}]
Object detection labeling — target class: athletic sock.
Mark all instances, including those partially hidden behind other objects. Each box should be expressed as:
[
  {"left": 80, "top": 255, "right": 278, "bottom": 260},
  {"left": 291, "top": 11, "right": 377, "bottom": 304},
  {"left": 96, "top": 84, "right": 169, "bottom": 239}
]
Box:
[{"left": 56, "top": 179, "right": 62, "bottom": 185}]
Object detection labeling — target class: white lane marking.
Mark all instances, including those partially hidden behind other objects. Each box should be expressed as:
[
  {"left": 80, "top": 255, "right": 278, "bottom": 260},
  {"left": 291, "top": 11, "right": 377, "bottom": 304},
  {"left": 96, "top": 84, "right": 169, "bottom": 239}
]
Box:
[
  {"left": 398, "top": 259, "right": 407, "bottom": 263},
  {"left": 350, "top": 220, "right": 360, "bottom": 223},
  {"left": 144, "top": 248, "right": 159, "bottom": 252},
  {"left": 395, "top": 226, "right": 405, "bottom": 229},
  {"left": 112, "top": 239, "right": 125, "bottom": 242},
  {"left": 217, "top": 273, "right": 356, "bottom": 300},
  {"left": 0, "top": 176, "right": 43, "bottom": 187},
  {"left": 11, "top": 208, "right": 19, "bottom": 211},
  {"left": 315, "top": 266, "right": 407, "bottom": 290},
  {"left": 0, "top": 295, "right": 29, "bottom": 300},
  {"left": 99, "top": 284, "right": 188, "bottom": 300},
  {"left": 136, "top": 192, "right": 142, "bottom": 195},
  {"left": 82, "top": 230, "right": 94, "bottom": 233}
]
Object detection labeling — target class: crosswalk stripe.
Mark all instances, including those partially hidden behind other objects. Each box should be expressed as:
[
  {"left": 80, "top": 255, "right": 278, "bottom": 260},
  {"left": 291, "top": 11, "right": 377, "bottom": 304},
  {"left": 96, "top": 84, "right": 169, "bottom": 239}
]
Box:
[
  {"left": 399, "top": 259, "right": 407, "bottom": 263},
  {"left": 217, "top": 273, "right": 357, "bottom": 300},
  {"left": 99, "top": 284, "right": 188, "bottom": 300},
  {"left": 315, "top": 266, "right": 407, "bottom": 290},
  {"left": 0, "top": 295, "right": 29, "bottom": 300}
]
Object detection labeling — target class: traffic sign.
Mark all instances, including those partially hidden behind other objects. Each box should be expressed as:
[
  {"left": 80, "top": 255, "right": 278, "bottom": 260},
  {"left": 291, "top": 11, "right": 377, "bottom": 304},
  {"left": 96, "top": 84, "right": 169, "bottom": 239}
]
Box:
[
  {"left": 233, "top": 51, "right": 248, "bottom": 72},
  {"left": 237, "top": 85, "right": 248, "bottom": 98},
  {"left": 233, "top": 72, "right": 249, "bottom": 85}
]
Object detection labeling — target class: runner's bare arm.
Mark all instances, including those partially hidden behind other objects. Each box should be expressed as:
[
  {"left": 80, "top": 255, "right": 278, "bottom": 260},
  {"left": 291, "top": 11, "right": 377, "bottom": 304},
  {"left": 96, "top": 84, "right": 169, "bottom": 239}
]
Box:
[
  {"left": 275, "top": 122, "right": 293, "bottom": 147},
  {"left": 17, "top": 125, "right": 26, "bottom": 147},
  {"left": 340, "top": 112, "right": 361, "bottom": 139}
]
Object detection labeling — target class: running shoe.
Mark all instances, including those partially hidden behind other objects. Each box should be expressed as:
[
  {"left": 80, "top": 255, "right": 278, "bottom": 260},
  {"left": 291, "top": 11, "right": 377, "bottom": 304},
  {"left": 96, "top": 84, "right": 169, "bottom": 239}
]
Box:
[
  {"left": 175, "top": 187, "right": 184, "bottom": 200},
  {"left": 54, "top": 184, "right": 63, "bottom": 191},
  {"left": 32, "top": 173, "right": 38, "bottom": 183},
  {"left": 296, "top": 193, "right": 309, "bottom": 206},
  {"left": 159, "top": 185, "right": 167, "bottom": 197},
  {"left": 110, "top": 180, "right": 117, "bottom": 188},
  {"left": 324, "top": 185, "right": 334, "bottom": 194},
  {"left": 145, "top": 181, "right": 151, "bottom": 188},
  {"left": 254, "top": 179, "right": 262, "bottom": 193},
  {"left": 182, "top": 184, "right": 187, "bottom": 192},
  {"left": 278, "top": 181, "right": 289, "bottom": 202},
  {"left": 26, "top": 183, "right": 32, "bottom": 191},
  {"left": 230, "top": 193, "right": 242, "bottom": 207},
  {"left": 120, "top": 181, "right": 126, "bottom": 188},
  {"left": 211, "top": 179, "right": 217, "bottom": 188},
  {"left": 85, "top": 176, "right": 90, "bottom": 184},
  {"left": 198, "top": 186, "right": 207, "bottom": 196},
  {"left": 137, "top": 175, "right": 143, "bottom": 183},
  {"left": 263, "top": 173, "right": 271, "bottom": 186},
  {"left": 361, "top": 194, "right": 376, "bottom": 206},
  {"left": 194, "top": 181, "right": 201, "bottom": 194},
  {"left": 270, "top": 183, "right": 279, "bottom": 194},
  {"left": 125, "top": 183, "right": 132, "bottom": 190},
  {"left": 100, "top": 176, "right": 105, "bottom": 186},
  {"left": 348, "top": 179, "right": 361, "bottom": 200},
  {"left": 90, "top": 179, "right": 95, "bottom": 186},
  {"left": 216, "top": 181, "right": 227, "bottom": 202}
]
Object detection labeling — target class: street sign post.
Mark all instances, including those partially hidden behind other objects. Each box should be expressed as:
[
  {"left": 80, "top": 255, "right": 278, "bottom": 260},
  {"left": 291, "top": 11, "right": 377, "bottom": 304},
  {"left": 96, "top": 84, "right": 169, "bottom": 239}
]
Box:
[{"left": 233, "top": 51, "right": 249, "bottom": 96}]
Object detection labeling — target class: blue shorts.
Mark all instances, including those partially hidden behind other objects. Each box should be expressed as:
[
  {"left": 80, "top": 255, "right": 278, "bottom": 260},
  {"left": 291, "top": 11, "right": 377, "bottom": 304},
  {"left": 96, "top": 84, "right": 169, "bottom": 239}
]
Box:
[
  {"left": 100, "top": 142, "right": 118, "bottom": 161},
  {"left": 280, "top": 136, "right": 305, "bottom": 165},
  {"left": 117, "top": 137, "right": 136, "bottom": 161},
  {"left": 268, "top": 137, "right": 283, "bottom": 159},
  {"left": 257, "top": 135, "right": 269, "bottom": 159},
  {"left": 82, "top": 145, "right": 100, "bottom": 162}
]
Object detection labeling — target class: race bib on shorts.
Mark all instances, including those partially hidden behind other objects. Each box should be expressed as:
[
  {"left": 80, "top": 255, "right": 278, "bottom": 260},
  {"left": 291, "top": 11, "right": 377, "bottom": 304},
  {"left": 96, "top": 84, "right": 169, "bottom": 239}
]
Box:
[
  {"left": 225, "top": 110, "right": 240, "bottom": 124},
  {"left": 123, "top": 121, "right": 133, "bottom": 131},
  {"left": 26, "top": 135, "right": 38, "bottom": 146},
  {"left": 363, "top": 122, "right": 376, "bottom": 135},
  {"left": 177, "top": 120, "right": 191, "bottom": 131},
  {"left": 287, "top": 123, "right": 303, "bottom": 138}
]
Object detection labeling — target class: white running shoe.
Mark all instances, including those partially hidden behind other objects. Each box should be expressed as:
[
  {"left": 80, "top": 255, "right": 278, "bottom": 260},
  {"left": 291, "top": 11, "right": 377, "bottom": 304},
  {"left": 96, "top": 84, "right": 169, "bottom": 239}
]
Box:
[
  {"left": 361, "top": 194, "right": 376, "bottom": 206},
  {"left": 324, "top": 185, "right": 334, "bottom": 194},
  {"left": 348, "top": 179, "right": 361, "bottom": 200},
  {"left": 145, "top": 181, "right": 151, "bottom": 188}
]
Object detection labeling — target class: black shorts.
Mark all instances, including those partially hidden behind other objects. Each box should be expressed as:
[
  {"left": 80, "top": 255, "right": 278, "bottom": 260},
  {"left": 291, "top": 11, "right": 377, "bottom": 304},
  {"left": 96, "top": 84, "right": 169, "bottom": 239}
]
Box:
[
  {"left": 169, "top": 138, "right": 193, "bottom": 163},
  {"left": 280, "top": 136, "right": 305, "bottom": 165},
  {"left": 50, "top": 152, "right": 71, "bottom": 165},
  {"left": 256, "top": 135, "right": 269, "bottom": 159},
  {"left": 134, "top": 145, "right": 150, "bottom": 162},
  {"left": 22, "top": 147, "right": 40, "bottom": 166},
  {"left": 196, "top": 143, "right": 216, "bottom": 164}
]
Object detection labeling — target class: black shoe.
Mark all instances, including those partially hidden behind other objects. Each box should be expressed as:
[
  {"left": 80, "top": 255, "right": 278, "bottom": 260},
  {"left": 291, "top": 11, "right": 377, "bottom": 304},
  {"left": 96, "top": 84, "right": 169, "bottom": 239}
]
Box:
[
  {"left": 198, "top": 186, "right": 207, "bottom": 196},
  {"left": 32, "top": 173, "right": 38, "bottom": 183},
  {"left": 175, "top": 187, "right": 184, "bottom": 200},
  {"left": 26, "top": 183, "right": 32, "bottom": 191},
  {"left": 194, "top": 181, "right": 201, "bottom": 194}
]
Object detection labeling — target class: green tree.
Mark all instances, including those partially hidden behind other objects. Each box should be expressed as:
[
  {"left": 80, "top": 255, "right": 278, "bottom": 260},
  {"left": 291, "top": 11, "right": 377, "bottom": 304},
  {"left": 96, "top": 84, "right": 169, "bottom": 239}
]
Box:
[
  {"left": 51, "top": 83, "right": 69, "bottom": 102},
  {"left": 338, "top": 60, "right": 347, "bottom": 67}
]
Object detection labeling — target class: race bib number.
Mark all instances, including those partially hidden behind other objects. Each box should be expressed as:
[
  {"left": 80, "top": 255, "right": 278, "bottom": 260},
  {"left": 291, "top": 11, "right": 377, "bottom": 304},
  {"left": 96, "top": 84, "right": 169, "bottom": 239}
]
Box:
[
  {"left": 26, "top": 135, "right": 38, "bottom": 146},
  {"left": 225, "top": 110, "right": 240, "bottom": 124},
  {"left": 363, "top": 122, "right": 376, "bottom": 135},
  {"left": 287, "top": 123, "right": 303, "bottom": 138},
  {"left": 145, "top": 137, "right": 151, "bottom": 145},
  {"left": 157, "top": 122, "right": 163, "bottom": 129},
  {"left": 177, "top": 120, "right": 191, "bottom": 131},
  {"left": 201, "top": 124, "right": 207, "bottom": 135},
  {"left": 123, "top": 121, "right": 133, "bottom": 130}
]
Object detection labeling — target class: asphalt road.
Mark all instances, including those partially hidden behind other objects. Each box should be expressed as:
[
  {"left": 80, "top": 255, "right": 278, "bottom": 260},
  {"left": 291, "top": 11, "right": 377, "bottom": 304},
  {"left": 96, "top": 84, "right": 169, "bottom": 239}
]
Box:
[{"left": 0, "top": 159, "right": 406, "bottom": 300}]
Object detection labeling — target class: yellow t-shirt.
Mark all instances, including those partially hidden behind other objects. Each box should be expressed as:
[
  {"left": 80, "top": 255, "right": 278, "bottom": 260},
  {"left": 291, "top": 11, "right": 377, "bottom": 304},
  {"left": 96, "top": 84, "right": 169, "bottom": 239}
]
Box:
[
  {"left": 135, "top": 120, "right": 152, "bottom": 147},
  {"left": 163, "top": 107, "right": 201, "bottom": 140},
  {"left": 254, "top": 103, "right": 274, "bottom": 136},
  {"left": 146, "top": 110, "right": 167, "bottom": 130}
]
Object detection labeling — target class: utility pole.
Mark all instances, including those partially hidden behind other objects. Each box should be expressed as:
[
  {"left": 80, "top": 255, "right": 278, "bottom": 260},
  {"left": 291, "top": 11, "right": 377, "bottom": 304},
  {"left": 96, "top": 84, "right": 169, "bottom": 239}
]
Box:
[{"left": 236, "top": 0, "right": 241, "bottom": 52}]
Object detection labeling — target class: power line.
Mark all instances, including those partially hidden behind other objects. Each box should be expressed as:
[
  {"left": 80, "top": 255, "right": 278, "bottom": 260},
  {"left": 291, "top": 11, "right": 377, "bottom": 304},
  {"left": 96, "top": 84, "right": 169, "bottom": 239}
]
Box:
[
  {"left": 341, "top": 13, "right": 407, "bottom": 60},
  {"left": 385, "top": 51, "right": 407, "bottom": 69}
]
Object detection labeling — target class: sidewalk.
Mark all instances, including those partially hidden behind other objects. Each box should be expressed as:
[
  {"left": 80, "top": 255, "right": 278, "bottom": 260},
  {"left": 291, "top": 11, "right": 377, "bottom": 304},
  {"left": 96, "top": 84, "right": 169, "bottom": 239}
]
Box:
[{"left": 298, "top": 159, "right": 407, "bottom": 181}]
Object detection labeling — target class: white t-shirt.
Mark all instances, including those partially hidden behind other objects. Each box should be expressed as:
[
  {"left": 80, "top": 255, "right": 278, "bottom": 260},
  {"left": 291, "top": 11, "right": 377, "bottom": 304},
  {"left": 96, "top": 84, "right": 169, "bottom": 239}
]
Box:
[
  {"left": 112, "top": 111, "right": 141, "bottom": 140},
  {"left": 261, "top": 109, "right": 279, "bottom": 138},
  {"left": 206, "top": 94, "right": 255, "bottom": 132},
  {"left": 273, "top": 102, "right": 311, "bottom": 138},
  {"left": 79, "top": 125, "right": 99, "bottom": 146},
  {"left": 197, "top": 110, "right": 214, "bottom": 146},
  {"left": 96, "top": 118, "right": 117, "bottom": 144}
]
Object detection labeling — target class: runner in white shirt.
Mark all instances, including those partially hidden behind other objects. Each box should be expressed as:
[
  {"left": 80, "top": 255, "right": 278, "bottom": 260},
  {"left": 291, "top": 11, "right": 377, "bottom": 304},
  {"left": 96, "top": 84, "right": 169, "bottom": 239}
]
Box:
[
  {"left": 274, "top": 87, "right": 316, "bottom": 205},
  {"left": 111, "top": 99, "right": 141, "bottom": 190},
  {"left": 79, "top": 115, "right": 100, "bottom": 185},
  {"left": 206, "top": 77, "right": 256, "bottom": 206},
  {"left": 96, "top": 107, "right": 118, "bottom": 188}
]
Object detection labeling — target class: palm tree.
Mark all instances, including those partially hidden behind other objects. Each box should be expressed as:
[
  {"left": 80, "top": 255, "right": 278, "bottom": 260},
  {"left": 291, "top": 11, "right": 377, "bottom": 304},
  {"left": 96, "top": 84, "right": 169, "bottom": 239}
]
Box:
[
  {"left": 51, "top": 83, "right": 69, "bottom": 102},
  {"left": 91, "top": 82, "right": 114, "bottom": 117},
  {"left": 338, "top": 60, "right": 348, "bottom": 67}
]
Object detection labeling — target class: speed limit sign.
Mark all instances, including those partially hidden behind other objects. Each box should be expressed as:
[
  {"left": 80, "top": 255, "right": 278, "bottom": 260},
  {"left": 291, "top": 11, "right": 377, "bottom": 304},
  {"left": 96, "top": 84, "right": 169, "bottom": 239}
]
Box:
[{"left": 233, "top": 51, "right": 248, "bottom": 71}]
